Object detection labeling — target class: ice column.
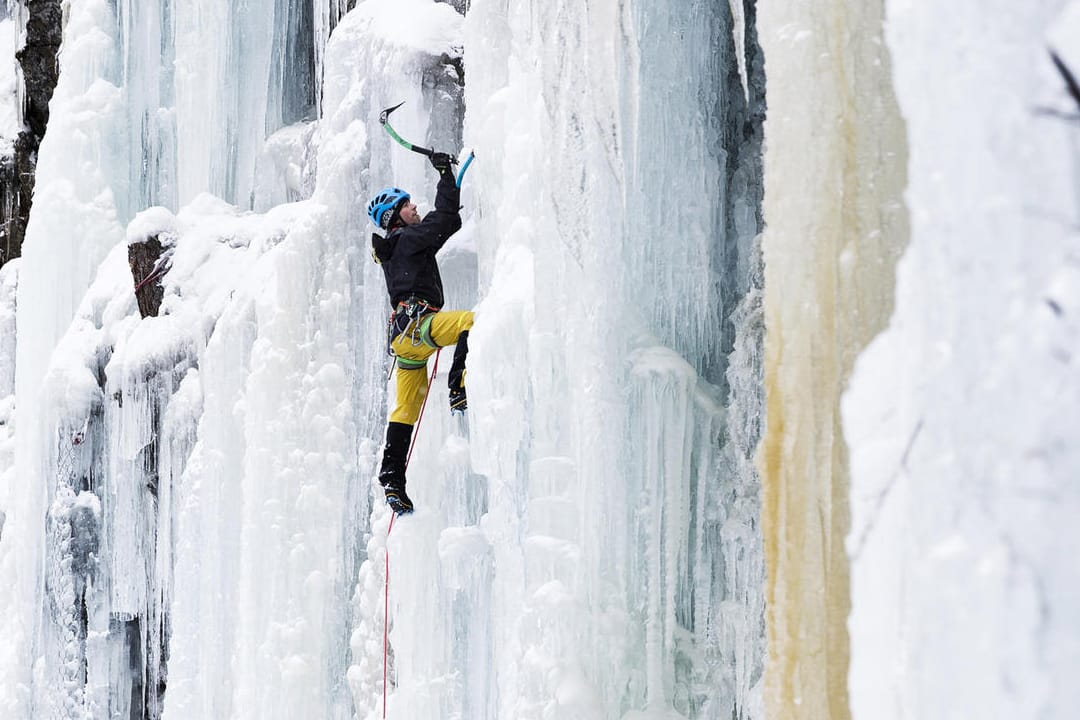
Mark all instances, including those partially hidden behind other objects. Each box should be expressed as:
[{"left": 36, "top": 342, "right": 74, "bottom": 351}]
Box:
[
  {"left": 322, "top": 2, "right": 472, "bottom": 718},
  {"left": 756, "top": 0, "right": 908, "bottom": 718},
  {"left": 459, "top": 0, "right": 767, "bottom": 717},
  {"left": 845, "top": 2, "right": 1080, "bottom": 718},
  {"left": 1, "top": 1, "right": 379, "bottom": 717},
  {"left": 0, "top": 260, "right": 16, "bottom": 542},
  {"left": 5, "top": 2, "right": 127, "bottom": 712},
  {"left": 115, "top": 0, "right": 177, "bottom": 215}
]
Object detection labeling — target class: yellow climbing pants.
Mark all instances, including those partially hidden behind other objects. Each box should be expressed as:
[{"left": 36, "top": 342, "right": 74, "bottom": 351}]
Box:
[{"left": 389, "top": 310, "right": 473, "bottom": 425}]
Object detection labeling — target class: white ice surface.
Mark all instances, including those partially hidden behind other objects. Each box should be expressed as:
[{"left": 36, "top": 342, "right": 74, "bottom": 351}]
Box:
[
  {"left": 20, "top": 0, "right": 1066, "bottom": 717},
  {"left": 0, "top": 18, "right": 20, "bottom": 148},
  {"left": 846, "top": 1, "right": 1080, "bottom": 719}
]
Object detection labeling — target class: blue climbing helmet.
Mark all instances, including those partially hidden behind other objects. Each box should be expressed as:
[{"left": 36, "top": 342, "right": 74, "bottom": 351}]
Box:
[{"left": 367, "top": 187, "right": 411, "bottom": 229}]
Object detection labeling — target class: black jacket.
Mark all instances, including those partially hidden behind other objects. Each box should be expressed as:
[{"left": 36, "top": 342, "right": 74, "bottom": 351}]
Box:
[{"left": 371, "top": 172, "right": 461, "bottom": 308}]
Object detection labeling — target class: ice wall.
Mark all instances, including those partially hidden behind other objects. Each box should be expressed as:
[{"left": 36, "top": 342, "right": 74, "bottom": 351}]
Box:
[
  {"left": 324, "top": 0, "right": 767, "bottom": 718},
  {"left": 845, "top": 1, "right": 1080, "bottom": 718},
  {"left": 0, "top": 0, "right": 768, "bottom": 718},
  {"left": 0, "top": 13, "right": 20, "bottom": 243},
  {"left": 4, "top": 3, "right": 128, "bottom": 711},
  {"left": 0, "top": 12, "right": 17, "bottom": 144},
  {"left": 378, "top": 0, "right": 767, "bottom": 718},
  {"left": 0, "top": 0, "right": 382, "bottom": 717},
  {"left": 756, "top": 1, "right": 908, "bottom": 717},
  {"left": 0, "top": 259, "right": 15, "bottom": 541}
]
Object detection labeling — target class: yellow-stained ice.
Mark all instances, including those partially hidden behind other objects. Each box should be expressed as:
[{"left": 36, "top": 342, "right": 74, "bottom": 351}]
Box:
[{"left": 757, "top": 1, "right": 908, "bottom": 717}]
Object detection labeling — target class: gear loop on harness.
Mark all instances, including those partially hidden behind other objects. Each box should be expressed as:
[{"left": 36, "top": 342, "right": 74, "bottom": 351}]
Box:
[{"left": 385, "top": 296, "right": 441, "bottom": 356}]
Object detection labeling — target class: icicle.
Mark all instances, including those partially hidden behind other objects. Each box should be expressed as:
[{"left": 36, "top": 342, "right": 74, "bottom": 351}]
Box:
[{"left": 729, "top": 0, "right": 749, "bottom": 101}]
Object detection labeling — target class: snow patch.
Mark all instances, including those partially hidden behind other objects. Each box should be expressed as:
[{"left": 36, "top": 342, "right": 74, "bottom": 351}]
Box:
[
  {"left": 125, "top": 206, "right": 178, "bottom": 246},
  {"left": 0, "top": 18, "right": 22, "bottom": 148},
  {"left": 345, "top": 0, "right": 463, "bottom": 58}
]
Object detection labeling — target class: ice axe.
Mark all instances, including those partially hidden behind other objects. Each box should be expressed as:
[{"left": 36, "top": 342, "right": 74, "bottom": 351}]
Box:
[{"left": 379, "top": 101, "right": 475, "bottom": 187}]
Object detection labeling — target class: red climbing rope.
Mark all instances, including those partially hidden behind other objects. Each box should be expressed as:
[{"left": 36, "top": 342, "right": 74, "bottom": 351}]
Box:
[{"left": 383, "top": 348, "right": 441, "bottom": 719}]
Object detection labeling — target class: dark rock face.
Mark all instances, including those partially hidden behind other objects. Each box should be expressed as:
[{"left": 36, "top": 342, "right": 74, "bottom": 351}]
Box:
[
  {"left": 0, "top": 0, "right": 63, "bottom": 267},
  {"left": 19, "top": 0, "right": 62, "bottom": 140},
  {"left": 0, "top": 152, "right": 21, "bottom": 267},
  {"left": 68, "top": 501, "right": 100, "bottom": 578},
  {"left": 128, "top": 235, "right": 170, "bottom": 319}
]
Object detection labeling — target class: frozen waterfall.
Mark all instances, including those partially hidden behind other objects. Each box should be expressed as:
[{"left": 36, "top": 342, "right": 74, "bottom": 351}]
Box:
[
  {"left": 0, "top": 0, "right": 764, "bottom": 717},
  {"left": 0, "top": 0, "right": 1078, "bottom": 719}
]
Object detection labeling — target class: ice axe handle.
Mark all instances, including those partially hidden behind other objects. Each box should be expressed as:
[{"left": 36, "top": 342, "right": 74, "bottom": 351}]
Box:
[
  {"left": 455, "top": 151, "right": 475, "bottom": 188},
  {"left": 379, "top": 102, "right": 435, "bottom": 157}
]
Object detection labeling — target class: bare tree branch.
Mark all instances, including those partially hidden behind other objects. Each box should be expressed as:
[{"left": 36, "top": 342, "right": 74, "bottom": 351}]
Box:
[{"left": 1050, "top": 50, "right": 1080, "bottom": 112}]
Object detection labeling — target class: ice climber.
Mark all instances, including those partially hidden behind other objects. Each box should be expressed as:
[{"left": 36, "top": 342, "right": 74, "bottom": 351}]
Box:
[{"left": 367, "top": 151, "right": 472, "bottom": 515}]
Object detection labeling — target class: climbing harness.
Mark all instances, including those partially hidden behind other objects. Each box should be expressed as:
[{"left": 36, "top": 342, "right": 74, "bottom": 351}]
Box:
[
  {"left": 386, "top": 297, "right": 441, "bottom": 359},
  {"left": 382, "top": 348, "right": 441, "bottom": 718}
]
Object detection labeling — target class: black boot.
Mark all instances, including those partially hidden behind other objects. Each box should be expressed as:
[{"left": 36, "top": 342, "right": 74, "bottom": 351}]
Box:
[
  {"left": 379, "top": 422, "right": 415, "bottom": 514},
  {"left": 448, "top": 330, "right": 468, "bottom": 413}
]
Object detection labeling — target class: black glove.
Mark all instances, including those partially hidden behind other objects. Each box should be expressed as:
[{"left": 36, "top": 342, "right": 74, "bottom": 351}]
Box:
[{"left": 429, "top": 152, "right": 456, "bottom": 177}]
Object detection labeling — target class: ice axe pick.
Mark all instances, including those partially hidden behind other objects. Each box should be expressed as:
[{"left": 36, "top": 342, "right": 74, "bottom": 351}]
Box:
[{"left": 379, "top": 101, "right": 474, "bottom": 187}]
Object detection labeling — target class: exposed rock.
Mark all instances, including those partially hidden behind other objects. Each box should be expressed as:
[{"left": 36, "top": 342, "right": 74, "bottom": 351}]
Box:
[
  {"left": 18, "top": 0, "right": 62, "bottom": 139},
  {"left": 1, "top": 0, "right": 63, "bottom": 266},
  {"left": 128, "top": 235, "right": 171, "bottom": 319},
  {"left": 69, "top": 499, "right": 100, "bottom": 577}
]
